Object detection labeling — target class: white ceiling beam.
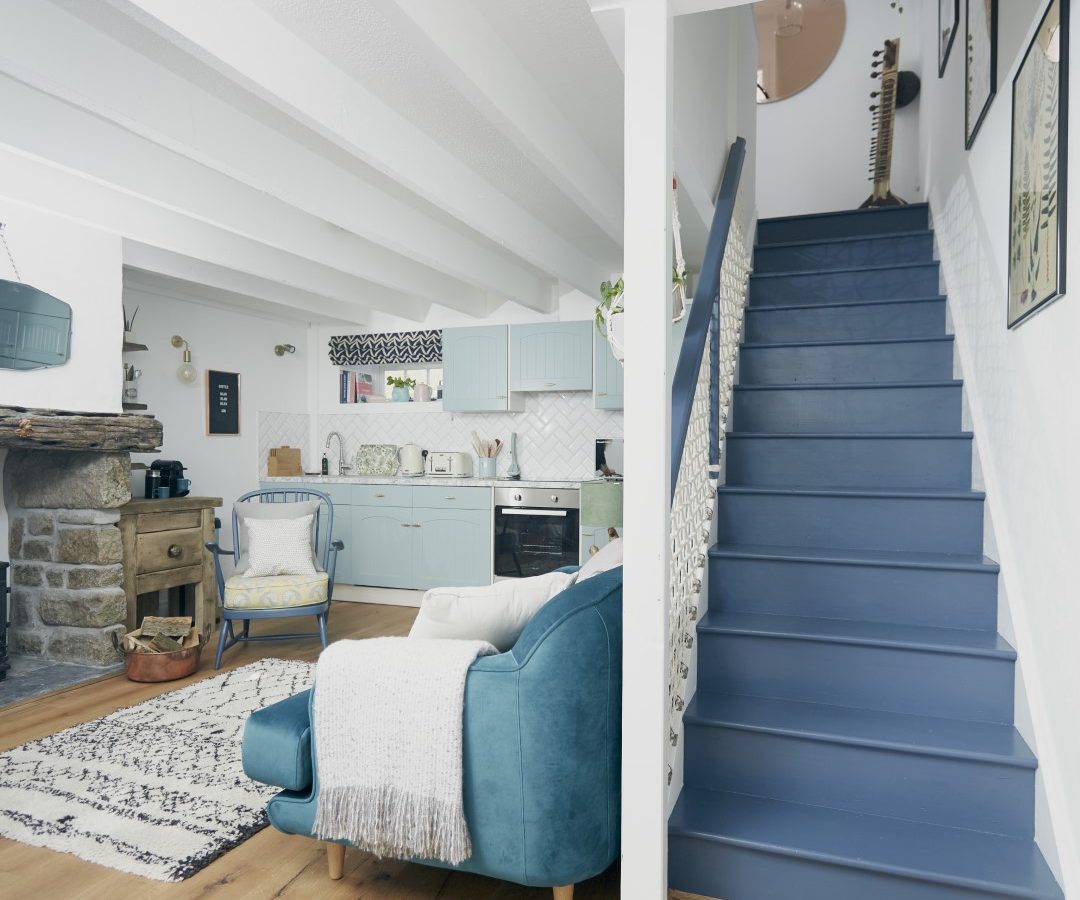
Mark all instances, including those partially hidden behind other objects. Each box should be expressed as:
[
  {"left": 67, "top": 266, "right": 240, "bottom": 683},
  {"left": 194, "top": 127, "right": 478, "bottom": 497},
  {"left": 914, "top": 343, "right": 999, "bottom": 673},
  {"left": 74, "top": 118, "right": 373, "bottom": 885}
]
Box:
[
  {"left": 376, "top": 0, "right": 623, "bottom": 244},
  {"left": 0, "top": 146, "right": 428, "bottom": 323},
  {"left": 123, "top": 243, "right": 371, "bottom": 326},
  {"left": 0, "top": 73, "right": 480, "bottom": 320},
  {"left": 3, "top": 1, "right": 556, "bottom": 314},
  {"left": 102, "top": 0, "right": 610, "bottom": 298}
]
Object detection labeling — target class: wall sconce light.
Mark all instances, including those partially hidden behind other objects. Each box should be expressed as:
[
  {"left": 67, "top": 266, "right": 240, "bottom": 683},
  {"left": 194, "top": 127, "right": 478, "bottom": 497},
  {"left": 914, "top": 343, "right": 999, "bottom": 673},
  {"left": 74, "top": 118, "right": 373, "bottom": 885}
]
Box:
[
  {"left": 171, "top": 334, "right": 197, "bottom": 384},
  {"left": 274, "top": 343, "right": 296, "bottom": 356}
]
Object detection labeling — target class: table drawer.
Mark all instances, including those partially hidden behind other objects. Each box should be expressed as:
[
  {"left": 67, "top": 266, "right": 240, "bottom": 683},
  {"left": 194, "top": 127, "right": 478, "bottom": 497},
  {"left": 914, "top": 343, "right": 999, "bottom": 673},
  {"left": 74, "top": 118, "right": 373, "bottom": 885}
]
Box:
[
  {"left": 353, "top": 484, "right": 414, "bottom": 507},
  {"left": 135, "top": 528, "right": 205, "bottom": 575},
  {"left": 412, "top": 485, "right": 491, "bottom": 510},
  {"left": 136, "top": 510, "right": 202, "bottom": 533}
]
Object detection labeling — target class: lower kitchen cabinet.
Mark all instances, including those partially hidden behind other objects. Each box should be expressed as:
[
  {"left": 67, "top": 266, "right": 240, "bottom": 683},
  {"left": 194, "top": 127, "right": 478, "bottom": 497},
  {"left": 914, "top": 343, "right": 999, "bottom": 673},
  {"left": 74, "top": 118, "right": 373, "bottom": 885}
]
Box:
[
  {"left": 580, "top": 525, "right": 623, "bottom": 564},
  {"left": 329, "top": 506, "right": 353, "bottom": 585},
  {"left": 350, "top": 506, "right": 415, "bottom": 589},
  {"left": 412, "top": 508, "right": 491, "bottom": 589}
]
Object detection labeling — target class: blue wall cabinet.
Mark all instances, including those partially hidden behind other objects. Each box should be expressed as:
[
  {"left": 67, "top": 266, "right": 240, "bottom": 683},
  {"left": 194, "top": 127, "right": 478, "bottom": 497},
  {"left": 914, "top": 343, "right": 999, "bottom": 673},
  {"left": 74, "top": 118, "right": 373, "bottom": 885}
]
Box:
[
  {"left": 443, "top": 325, "right": 521, "bottom": 412},
  {"left": 509, "top": 321, "right": 593, "bottom": 392},
  {"left": 331, "top": 509, "right": 353, "bottom": 585},
  {"left": 412, "top": 508, "right": 491, "bottom": 589},
  {"left": 350, "top": 506, "right": 415, "bottom": 589},
  {"left": 593, "top": 328, "right": 623, "bottom": 409}
]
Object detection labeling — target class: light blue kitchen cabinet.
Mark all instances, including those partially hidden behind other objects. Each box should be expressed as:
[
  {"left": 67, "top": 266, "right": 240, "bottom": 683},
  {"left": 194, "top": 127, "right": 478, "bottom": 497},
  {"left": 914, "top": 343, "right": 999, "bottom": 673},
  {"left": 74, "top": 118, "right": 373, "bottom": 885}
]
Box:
[
  {"left": 330, "top": 508, "right": 353, "bottom": 585},
  {"left": 260, "top": 481, "right": 353, "bottom": 583},
  {"left": 411, "top": 507, "right": 491, "bottom": 589},
  {"left": 593, "top": 327, "right": 623, "bottom": 410},
  {"left": 580, "top": 526, "right": 623, "bottom": 565},
  {"left": 349, "top": 506, "right": 415, "bottom": 589},
  {"left": 442, "top": 325, "right": 518, "bottom": 412},
  {"left": 509, "top": 321, "right": 593, "bottom": 392}
]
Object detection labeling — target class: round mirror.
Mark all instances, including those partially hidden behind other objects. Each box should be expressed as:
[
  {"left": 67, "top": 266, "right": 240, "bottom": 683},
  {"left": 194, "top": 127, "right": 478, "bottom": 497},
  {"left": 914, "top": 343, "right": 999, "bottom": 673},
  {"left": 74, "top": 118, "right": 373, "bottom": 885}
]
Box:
[{"left": 755, "top": 0, "right": 846, "bottom": 104}]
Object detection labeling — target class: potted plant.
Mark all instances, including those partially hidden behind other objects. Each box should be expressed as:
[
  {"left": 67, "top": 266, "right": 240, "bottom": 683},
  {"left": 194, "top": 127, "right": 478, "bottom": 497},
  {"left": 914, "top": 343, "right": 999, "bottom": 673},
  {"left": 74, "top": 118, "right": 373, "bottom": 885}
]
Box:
[
  {"left": 386, "top": 375, "right": 416, "bottom": 402},
  {"left": 595, "top": 278, "right": 625, "bottom": 364}
]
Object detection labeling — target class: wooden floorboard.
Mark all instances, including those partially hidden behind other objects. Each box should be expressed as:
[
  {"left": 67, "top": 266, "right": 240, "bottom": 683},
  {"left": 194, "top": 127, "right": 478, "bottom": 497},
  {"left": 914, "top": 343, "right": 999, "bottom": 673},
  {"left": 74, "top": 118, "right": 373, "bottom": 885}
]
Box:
[{"left": 0, "top": 601, "right": 620, "bottom": 898}]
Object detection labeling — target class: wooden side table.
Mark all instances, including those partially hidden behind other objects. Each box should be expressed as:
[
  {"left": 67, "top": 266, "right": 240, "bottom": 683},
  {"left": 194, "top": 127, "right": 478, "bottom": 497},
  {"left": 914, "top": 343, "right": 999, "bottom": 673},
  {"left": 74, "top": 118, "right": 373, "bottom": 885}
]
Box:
[{"left": 118, "top": 496, "right": 223, "bottom": 640}]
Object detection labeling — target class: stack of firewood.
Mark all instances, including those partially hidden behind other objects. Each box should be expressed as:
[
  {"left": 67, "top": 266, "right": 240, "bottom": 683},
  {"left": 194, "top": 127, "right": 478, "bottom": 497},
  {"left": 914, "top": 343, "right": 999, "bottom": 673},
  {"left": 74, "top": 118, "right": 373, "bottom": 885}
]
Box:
[{"left": 121, "top": 616, "right": 197, "bottom": 654}]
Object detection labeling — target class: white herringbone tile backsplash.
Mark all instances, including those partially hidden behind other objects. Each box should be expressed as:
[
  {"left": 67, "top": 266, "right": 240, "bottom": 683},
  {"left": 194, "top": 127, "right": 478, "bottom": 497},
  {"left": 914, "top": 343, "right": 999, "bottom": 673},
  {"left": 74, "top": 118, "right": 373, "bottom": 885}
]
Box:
[
  {"left": 317, "top": 393, "right": 623, "bottom": 481},
  {"left": 258, "top": 411, "right": 311, "bottom": 476}
]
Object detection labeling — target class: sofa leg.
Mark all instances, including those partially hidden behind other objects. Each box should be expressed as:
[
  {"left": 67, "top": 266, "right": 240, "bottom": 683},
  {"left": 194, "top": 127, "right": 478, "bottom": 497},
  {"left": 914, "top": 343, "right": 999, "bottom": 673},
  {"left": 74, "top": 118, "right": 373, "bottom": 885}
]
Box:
[
  {"left": 326, "top": 841, "right": 345, "bottom": 880},
  {"left": 553, "top": 886, "right": 574, "bottom": 900}
]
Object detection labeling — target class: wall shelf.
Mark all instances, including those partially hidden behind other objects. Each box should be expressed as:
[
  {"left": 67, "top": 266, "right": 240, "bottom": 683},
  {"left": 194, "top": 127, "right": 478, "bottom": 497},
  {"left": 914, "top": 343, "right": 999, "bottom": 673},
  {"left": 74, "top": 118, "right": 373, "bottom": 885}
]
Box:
[
  {"left": 122, "top": 402, "right": 148, "bottom": 411},
  {"left": 122, "top": 340, "right": 148, "bottom": 352}
]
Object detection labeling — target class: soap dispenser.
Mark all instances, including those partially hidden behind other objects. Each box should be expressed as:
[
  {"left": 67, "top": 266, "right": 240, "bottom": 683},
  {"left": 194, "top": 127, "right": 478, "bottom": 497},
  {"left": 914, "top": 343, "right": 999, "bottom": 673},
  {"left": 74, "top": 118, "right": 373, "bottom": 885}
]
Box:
[{"left": 321, "top": 452, "right": 329, "bottom": 476}]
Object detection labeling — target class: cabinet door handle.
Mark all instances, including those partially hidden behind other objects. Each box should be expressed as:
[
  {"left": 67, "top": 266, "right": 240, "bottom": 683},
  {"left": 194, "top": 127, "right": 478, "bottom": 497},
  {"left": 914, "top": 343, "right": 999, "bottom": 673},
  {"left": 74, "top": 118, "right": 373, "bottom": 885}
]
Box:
[
  {"left": 375, "top": 493, "right": 386, "bottom": 498},
  {"left": 545, "top": 382, "right": 556, "bottom": 387},
  {"left": 400, "top": 522, "right": 411, "bottom": 528},
  {"left": 411, "top": 523, "right": 422, "bottom": 528},
  {"left": 497, "top": 394, "right": 507, "bottom": 399},
  {"left": 167, "top": 544, "right": 183, "bottom": 558},
  {"left": 445, "top": 496, "right": 456, "bottom": 500},
  {"left": 596, "top": 392, "right": 607, "bottom": 397}
]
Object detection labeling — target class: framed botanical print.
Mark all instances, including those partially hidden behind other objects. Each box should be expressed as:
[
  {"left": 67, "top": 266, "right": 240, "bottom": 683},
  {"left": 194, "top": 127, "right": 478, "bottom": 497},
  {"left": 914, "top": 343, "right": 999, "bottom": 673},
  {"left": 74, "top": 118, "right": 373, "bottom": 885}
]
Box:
[
  {"left": 965, "top": 0, "right": 998, "bottom": 148},
  {"left": 940, "top": 0, "right": 960, "bottom": 77},
  {"left": 1009, "top": 0, "right": 1069, "bottom": 328}
]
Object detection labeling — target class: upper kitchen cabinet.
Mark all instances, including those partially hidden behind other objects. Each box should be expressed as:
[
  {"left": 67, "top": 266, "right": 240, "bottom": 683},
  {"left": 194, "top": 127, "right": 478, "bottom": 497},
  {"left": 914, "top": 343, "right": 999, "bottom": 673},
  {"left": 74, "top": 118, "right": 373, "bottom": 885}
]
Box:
[
  {"left": 593, "top": 327, "right": 623, "bottom": 410},
  {"left": 509, "top": 321, "right": 593, "bottom": 392},
  {"left": 442, "top": 325, "right": 522, "bottom": 412}
]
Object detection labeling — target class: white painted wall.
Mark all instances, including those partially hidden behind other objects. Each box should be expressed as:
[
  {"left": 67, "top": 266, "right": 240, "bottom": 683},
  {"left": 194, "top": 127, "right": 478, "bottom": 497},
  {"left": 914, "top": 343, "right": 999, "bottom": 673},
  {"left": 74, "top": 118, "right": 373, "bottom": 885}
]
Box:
[
  {"left": 916, "top": 0, "right": 1079, "bottom": 891},
  {"left": 756, "top": 1, "right": 922, "bottom": 218},
  {"left": 0, "top": 198, "right": 123, "bottom": 413},
  {"left": 125, "top": 285, "right": 310, "bottom": 508}
]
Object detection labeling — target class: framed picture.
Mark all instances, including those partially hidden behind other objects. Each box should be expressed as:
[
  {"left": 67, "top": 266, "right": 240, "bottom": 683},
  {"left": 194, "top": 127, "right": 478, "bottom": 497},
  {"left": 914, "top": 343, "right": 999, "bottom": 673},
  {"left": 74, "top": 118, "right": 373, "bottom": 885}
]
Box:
[
  {"left": 965, "top": 0, "right": 998, "bottom": 148},
  {"left": 1008, "top": 0, "right": 1069, "bottom": 328},
  {"left": 940, "top": 0, "right": 960, "bottom": 77},
  {"left": 206, "top": 370, "right": 240, "bottom": 435}
]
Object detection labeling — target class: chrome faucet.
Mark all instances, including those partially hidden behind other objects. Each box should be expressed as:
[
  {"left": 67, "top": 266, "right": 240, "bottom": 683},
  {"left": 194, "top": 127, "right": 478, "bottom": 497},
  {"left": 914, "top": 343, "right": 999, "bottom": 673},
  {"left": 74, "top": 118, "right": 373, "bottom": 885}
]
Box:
[{"left": 325, "top": 431, "right": 348, "bottom": 475}]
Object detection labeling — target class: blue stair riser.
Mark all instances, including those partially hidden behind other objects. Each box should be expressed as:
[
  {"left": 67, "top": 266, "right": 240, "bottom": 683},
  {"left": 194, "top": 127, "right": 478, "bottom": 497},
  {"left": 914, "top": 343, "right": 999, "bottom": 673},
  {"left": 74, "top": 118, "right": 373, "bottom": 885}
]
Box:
[
  {"left": 740, "top": 339, "right": 954, "bottom": 385},
  {"left": 668, "top": 835, "right": 1041, "bottom": 900},
  {"left": 745, "top": 298, "right": 947, "bottom": 343},
  {"left": 753, "top": 232, "right": 935, "bottom": 273},
  {"left": 750, "top": 264, "right": 941, "bottom": 306},
  {"left": 725, "top": 435, "right": 973, "bottom": 489},
  {"left": 733, "top": 383, "right": 963, "bottom": 433},
  {"left": 709, "top": 554, "right": 998, "bottom": 630},
  {"left": 697, "top": 633, "right": 1015, "bottom": 722},
  {"left": 757, "top": 204, "right": 930, "bottom": 245},
  {"left": 683, "top": 724, "right": 1035, "bottom": 837},
  {"left": 716, "top": 491, "right": 984, "bottom": 555}
]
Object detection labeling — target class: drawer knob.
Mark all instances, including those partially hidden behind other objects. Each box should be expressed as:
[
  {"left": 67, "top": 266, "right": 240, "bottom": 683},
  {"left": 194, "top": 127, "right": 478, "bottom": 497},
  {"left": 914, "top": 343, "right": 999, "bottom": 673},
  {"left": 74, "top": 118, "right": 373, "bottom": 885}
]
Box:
[{"left": 167, "top": 544, "right": 183, "bottom": 559}]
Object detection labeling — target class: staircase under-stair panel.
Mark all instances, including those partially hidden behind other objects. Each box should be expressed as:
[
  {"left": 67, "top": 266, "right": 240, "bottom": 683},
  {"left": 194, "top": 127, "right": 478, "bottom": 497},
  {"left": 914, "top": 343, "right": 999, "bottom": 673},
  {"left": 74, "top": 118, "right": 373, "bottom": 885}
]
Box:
[{"left": 668, "top": 204, "right": 1064, "bottom": 900}]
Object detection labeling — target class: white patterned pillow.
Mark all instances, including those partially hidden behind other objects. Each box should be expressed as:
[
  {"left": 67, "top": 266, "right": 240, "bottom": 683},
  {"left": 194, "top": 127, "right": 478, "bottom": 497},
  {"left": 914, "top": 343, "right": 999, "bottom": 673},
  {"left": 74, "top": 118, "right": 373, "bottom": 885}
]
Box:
[{"left": 243, "top": 514, "right": 318, "bottom": 577}]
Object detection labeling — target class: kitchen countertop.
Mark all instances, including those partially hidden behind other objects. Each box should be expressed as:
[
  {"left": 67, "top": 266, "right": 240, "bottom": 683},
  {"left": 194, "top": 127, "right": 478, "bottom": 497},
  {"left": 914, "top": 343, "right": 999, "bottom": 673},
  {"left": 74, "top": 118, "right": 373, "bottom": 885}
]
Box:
[{"left": 263, "top": 475, "right": 583, "bottom": 489}]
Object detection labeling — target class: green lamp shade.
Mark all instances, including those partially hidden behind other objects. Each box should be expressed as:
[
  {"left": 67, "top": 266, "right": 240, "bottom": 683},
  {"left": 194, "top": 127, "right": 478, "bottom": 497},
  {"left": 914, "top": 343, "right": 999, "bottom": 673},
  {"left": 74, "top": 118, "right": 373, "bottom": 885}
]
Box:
[{"left": 581, "top": 480, "right": 623, "bottom": 528}]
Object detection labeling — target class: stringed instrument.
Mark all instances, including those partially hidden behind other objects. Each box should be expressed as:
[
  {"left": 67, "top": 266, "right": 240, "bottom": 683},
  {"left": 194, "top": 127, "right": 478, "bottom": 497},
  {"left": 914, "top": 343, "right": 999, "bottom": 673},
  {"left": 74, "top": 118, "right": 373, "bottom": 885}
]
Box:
[{"left": 862, "top": 37, "right": 907, "bottom": 208}]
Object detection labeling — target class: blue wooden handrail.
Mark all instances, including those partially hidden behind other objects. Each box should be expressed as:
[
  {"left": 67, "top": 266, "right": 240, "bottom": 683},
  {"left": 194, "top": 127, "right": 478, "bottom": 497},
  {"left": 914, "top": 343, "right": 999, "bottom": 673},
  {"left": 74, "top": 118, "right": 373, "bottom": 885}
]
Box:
[{"left": 670, "top": 137, "right": 747, "bottom": 496}]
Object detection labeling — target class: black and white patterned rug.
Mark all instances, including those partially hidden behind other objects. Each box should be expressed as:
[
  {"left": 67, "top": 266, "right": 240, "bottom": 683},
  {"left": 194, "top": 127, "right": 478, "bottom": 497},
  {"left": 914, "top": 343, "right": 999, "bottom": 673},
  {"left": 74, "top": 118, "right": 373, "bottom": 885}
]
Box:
[{"left": 0, "top": 658, "right": 314, "bottom": 881}]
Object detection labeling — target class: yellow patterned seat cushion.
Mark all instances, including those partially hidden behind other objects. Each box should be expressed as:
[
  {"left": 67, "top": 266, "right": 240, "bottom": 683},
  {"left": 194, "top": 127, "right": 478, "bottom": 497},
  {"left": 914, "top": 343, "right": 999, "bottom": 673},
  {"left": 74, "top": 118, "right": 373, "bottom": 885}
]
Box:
[{"left": 223, "top": 572, "right": 329, "bottom": 610}]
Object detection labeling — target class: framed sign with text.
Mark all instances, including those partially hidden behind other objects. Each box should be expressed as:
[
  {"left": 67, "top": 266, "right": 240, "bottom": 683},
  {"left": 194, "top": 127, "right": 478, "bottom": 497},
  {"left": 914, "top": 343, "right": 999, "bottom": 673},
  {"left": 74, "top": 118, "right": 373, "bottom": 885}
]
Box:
[{"left": 206, "top": 370, "right": 240, "bottom": 435}]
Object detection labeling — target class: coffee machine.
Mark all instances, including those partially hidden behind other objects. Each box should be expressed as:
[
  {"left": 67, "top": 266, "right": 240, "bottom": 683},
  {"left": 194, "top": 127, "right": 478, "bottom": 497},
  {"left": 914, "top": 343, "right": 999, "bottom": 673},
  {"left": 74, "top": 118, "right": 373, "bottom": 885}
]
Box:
[{"left": 147, "top": 460, "right": 189, "bottom": 498}]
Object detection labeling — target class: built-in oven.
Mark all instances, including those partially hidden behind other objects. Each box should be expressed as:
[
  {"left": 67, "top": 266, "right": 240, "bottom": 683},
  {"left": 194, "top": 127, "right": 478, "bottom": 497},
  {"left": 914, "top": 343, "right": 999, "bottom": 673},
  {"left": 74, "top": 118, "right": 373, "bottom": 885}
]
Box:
[{"left": 493, "top": 487, "right": 580, "bottom": 580}]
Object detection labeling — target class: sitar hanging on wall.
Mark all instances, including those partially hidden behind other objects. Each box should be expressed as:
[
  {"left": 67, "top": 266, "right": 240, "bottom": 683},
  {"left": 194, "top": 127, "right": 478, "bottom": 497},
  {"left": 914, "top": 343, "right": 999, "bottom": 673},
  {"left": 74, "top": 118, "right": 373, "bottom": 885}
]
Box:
[{"left": 862, "top": 37, "right": 907, "bottom": 208}]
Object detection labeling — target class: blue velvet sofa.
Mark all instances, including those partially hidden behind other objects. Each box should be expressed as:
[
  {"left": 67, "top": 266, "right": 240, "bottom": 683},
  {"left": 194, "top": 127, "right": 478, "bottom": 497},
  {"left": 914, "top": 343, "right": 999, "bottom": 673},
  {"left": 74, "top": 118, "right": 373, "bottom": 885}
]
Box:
[{"left": 242, "top": 566, "right": 622, "bottom": 900}]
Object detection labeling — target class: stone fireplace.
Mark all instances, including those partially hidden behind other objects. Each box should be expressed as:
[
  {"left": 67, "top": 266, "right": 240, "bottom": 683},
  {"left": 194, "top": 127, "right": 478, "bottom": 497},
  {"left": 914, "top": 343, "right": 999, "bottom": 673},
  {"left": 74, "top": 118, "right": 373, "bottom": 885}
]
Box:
[{"left": 1, "top": 407, "right": 162, "bottom": 669}]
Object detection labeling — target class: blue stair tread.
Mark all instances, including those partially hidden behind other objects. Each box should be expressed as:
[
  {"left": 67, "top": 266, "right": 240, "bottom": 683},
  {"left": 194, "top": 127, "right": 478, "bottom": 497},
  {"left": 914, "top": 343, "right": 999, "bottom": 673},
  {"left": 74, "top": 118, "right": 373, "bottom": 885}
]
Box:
[
  {"left": 669, "top": 789, "right": 1063, "bottom": 898},
  {"left": 685, "top": 692, "right": 1036, "bottom": 767},
  {"left": 754, "top": 229, "right": 932, "bottom": 251},
  {"left": 698, "top": 612, "right": 1015, "bottom": 659},
  {"left": 717, "top": 485, "right": 985, "bottom": 501},
  {"left": 745, "top": 295, "right": 945, "bottom": 312},
  {"left": 758, "top": 203, "right": 929, "bottom": 224},
  {"left": 751, "top": 260, "right": 938, "bottom": 280},
  {"left": 709, "top": 542, "right": 998, "bottom": 573},
  {"left": 726, "top": 431, "right": 974, "bottom": 440},
  {"left": 741, "top": 335, "right": 953, "bottom": 349},
  {"left": 735, "top": 379, "right": 961, "bottom": 391}
]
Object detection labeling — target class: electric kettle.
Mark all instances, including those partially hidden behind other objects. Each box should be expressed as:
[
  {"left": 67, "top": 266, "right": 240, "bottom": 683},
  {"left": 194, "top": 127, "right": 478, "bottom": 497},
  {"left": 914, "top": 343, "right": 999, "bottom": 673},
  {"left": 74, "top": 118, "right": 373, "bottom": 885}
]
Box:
[{"left": 398, "top": 443, "right": 425, "bottom": 477}]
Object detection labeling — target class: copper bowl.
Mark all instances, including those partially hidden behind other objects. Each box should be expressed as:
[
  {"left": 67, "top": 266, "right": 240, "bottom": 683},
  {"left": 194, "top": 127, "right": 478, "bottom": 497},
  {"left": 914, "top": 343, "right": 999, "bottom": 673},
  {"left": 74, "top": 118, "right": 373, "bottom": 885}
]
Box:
[{"left": 114, "top": 629, "right": 204, "bottom": 683}]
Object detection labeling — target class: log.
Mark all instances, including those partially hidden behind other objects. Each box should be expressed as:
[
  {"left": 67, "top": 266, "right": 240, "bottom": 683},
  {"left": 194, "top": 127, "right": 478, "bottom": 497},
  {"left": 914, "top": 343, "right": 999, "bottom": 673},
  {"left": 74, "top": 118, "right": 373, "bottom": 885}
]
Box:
[
  {"left": 0, "top": 406, "right": 162, "bottom": 452},
  {"left": 140, "top": 616, "right": 193, "bottom": 639}
]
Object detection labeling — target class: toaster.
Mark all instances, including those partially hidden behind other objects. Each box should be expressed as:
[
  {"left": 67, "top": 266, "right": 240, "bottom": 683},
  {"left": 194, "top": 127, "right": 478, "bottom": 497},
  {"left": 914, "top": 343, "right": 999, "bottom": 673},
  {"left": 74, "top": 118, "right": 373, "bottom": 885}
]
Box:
[{"left": 426, "top": 452, "right": 474, "bottom": 477}]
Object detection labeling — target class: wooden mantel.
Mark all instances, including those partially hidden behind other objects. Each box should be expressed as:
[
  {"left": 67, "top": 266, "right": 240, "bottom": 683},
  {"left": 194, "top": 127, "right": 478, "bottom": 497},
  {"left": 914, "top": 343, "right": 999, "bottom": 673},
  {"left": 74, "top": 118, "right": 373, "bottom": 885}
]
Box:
[{"left": 0, "top": 406, "right": 163, "bottom": 452}]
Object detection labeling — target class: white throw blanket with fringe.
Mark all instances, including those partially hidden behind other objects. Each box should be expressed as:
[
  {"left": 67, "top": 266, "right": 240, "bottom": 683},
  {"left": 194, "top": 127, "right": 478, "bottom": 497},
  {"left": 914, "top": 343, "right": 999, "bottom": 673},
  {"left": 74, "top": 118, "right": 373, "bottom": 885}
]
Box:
[{"left": 311, "top": 636, "right": 497, "bottom": 864}]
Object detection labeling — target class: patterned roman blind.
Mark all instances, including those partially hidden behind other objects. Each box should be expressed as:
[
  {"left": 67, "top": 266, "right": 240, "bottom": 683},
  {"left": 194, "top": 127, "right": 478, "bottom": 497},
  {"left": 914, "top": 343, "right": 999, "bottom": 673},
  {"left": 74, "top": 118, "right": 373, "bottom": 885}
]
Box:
[{"left": 328, "top": 330, "right": 442, "bottom": 366}]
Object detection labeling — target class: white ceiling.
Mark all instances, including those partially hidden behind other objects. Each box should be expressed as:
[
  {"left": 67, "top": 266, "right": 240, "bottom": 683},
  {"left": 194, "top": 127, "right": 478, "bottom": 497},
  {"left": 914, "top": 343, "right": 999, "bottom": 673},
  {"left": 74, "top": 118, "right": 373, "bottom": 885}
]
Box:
[{"left": 0, "top": 0, "right": 626, "bottom": 325}]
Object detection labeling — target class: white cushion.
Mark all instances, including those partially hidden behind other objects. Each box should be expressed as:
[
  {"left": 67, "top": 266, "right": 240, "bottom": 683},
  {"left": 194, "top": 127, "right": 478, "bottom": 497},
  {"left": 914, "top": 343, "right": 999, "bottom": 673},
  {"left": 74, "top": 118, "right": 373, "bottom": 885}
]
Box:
[
  {"left": 575, "top": 537, "right": 623, "bottom": 582},
  {"left": 224, "top": 572, "right": 328, "bottom": 609},
  {"left": 243, "top": 514, "right": 318, "bottom": 577},
  {"left": 409, "top": 571, "right": 574, "bottom": 652},
  {"left": 235, "top": 499, "right": 322, "bottom": 572}
]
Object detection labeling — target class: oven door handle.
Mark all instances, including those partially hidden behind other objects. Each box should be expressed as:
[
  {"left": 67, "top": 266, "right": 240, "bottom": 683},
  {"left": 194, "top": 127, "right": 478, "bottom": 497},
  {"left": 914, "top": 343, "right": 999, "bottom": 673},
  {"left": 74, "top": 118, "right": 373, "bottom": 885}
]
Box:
[{"left": 499, "top": 508, "right": 569, "bottom": 517}]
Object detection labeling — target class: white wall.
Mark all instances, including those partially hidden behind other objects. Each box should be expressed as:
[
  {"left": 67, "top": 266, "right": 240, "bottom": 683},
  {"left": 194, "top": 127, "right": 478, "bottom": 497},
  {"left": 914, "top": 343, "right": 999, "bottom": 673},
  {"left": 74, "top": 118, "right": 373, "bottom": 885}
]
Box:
[
  {"left": 126, "top": 287, "right": 310, "bottom": 507},
  {"left": 0, "top": 198, "right": 123, "bottom": 413},
  {"left": 756, "top": 2, "right": 922, "bottom": 218},
  {"left": 917, "top": 0, "right": 1079, "bottom": 890}
]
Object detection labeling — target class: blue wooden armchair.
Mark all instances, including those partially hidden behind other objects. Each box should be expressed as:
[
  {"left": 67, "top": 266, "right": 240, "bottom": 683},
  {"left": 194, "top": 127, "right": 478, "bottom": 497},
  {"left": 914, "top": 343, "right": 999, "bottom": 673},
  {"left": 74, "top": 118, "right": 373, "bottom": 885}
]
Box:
[{"left": 207, "top": 487, "right": 344, "bottom": 669}]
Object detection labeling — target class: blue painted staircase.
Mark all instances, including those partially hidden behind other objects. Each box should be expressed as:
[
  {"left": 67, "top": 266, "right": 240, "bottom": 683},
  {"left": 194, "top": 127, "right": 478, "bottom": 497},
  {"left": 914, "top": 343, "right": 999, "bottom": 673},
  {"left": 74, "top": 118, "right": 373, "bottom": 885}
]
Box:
[{"left": 668, "top": 204, "right": 1064, "bottom": 900}]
